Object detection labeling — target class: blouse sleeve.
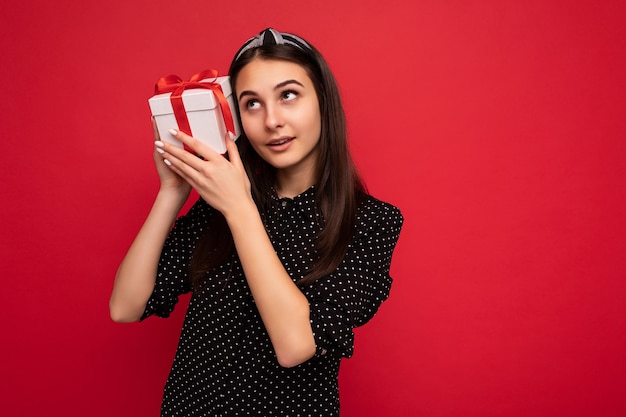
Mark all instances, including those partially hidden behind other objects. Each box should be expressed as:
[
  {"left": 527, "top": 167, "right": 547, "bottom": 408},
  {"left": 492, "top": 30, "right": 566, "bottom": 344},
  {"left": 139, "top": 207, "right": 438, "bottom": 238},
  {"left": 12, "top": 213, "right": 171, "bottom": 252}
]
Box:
[
  {"left": 140, "top": 198, "right": 213, "bottom": 320},
  {"left": 304, "top": 199, "right": 403, "bottom": 358}
]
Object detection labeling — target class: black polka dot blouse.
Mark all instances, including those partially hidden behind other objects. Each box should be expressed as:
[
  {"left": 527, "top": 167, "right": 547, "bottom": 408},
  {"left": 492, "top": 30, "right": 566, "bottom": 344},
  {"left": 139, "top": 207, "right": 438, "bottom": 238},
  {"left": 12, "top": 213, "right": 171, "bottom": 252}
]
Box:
[{"left": 141, "top": 186, "right": 403, "bottom": 416}]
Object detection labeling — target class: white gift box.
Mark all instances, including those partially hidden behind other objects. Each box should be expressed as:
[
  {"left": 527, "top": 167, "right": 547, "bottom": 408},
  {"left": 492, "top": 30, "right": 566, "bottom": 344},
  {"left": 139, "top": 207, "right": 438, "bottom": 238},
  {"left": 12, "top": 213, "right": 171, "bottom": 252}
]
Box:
[{"left": 148, "top": 76, "right": 240, "bottom": 154}]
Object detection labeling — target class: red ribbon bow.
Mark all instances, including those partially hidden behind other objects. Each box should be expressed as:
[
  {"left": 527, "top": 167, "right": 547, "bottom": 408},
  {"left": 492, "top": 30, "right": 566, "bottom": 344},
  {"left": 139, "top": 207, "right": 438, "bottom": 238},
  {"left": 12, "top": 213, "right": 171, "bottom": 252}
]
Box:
[{"left": 154, "top": 69, "right": 236, "bottom": 153}]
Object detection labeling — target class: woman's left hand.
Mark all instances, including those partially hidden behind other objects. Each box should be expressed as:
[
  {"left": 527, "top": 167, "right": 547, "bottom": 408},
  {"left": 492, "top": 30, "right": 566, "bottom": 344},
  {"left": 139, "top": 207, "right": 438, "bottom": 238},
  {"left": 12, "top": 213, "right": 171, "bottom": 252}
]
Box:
[{"left": 155, "top": 129, "right": 252, "bottom": 215}]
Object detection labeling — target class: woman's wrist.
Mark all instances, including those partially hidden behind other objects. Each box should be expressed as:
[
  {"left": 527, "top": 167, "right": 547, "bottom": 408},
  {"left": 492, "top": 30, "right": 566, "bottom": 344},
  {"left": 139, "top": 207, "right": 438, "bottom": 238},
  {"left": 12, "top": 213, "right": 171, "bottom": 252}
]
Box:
[
  {"left": 155, "top": 186, "right": 190, "bottom": 215},
  {"left": 223, "top": 195, "right": 259, "bottom": 228}
]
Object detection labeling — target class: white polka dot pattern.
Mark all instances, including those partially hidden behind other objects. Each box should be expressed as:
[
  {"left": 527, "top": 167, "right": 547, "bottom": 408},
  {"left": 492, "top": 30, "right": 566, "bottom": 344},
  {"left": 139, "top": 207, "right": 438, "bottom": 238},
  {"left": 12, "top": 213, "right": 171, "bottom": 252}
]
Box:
[{"left": 141, "top": 187, "right": 403, "bottom": 416}]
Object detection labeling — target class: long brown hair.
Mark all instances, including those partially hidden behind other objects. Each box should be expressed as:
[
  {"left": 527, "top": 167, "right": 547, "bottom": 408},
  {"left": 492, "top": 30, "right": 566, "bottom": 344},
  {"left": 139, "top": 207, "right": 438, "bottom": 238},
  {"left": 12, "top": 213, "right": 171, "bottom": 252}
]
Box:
[{"left": 189, "top": 36, "right": 365, "bottom": 292}]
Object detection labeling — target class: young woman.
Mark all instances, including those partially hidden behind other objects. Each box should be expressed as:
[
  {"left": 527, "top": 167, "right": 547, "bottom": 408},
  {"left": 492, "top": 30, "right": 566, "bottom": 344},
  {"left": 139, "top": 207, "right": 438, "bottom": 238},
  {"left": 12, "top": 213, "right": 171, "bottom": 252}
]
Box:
[{"left": 110, "top": 28, "right": 403, "bottom": 416}]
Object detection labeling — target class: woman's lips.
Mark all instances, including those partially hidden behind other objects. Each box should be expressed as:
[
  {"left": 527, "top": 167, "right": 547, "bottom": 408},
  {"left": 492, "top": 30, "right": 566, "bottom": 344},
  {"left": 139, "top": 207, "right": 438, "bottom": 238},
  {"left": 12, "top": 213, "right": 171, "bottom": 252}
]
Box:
[{"left": 267, "top": 137, "right": 295, "bottom": 148}]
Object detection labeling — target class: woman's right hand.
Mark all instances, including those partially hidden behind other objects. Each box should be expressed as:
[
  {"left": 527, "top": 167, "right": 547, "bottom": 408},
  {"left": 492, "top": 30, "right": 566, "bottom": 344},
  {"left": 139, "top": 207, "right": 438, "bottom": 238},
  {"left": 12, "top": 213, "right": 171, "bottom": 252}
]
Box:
[{"left": 152, "top": 119, "right": 192, "bottom": 200}]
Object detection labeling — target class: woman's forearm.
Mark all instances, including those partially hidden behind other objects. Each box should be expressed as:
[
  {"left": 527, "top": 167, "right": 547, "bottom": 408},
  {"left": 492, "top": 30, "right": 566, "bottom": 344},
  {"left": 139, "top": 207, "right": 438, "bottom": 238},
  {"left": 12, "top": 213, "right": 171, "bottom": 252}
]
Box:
[
  {"left": 225, "top": 199, "right": 316, "bottom": 367},
  {"left": 109, "top": 189, "right": 187, "bottom": 323}
]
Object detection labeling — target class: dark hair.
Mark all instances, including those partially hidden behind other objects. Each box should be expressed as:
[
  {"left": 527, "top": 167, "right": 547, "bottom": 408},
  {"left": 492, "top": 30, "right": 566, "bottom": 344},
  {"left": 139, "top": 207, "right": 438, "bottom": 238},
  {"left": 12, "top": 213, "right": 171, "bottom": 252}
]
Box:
[{"left": 189, "top": 33, "right": 365, "bottom": 292}]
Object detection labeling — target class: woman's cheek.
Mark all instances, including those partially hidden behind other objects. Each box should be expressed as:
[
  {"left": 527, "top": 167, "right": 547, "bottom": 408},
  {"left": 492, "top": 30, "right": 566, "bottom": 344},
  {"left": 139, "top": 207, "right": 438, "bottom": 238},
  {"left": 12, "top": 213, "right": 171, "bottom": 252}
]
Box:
[{"left": 240, "top": 113, "right": 258, "bottom": 134}]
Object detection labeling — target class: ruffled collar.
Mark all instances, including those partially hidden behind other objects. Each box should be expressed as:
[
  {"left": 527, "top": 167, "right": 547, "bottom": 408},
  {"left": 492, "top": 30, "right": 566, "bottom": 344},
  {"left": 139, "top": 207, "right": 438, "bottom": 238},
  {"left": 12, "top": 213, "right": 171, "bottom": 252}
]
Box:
[{"left": 268, "top": 185, "right": 317, "bottom": 221}]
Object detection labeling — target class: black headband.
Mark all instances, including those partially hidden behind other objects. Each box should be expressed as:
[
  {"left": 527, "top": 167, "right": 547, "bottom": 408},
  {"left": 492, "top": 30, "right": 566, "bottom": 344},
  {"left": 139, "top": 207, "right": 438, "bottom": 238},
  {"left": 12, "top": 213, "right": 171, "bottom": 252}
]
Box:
[{"left": 233, "top": 28, "right": 311, "bottom": 61}]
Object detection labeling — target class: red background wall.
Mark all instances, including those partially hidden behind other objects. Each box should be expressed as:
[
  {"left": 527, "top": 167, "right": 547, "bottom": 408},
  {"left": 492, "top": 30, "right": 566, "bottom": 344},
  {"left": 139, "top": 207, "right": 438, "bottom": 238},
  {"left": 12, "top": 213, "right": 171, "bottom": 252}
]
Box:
[{"left": 1, "top": 0, "right": 625, "bottom": 415}]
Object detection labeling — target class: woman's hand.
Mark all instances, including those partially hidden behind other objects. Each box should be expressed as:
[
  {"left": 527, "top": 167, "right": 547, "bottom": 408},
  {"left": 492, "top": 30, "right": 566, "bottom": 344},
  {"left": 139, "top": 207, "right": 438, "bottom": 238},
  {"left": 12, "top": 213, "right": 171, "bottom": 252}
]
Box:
[
  {"left": 154, "top": 128, "right": 252, "bottom": 215},
  {"left": 152, "top": 120, "right": 192, "bottom": 200}
]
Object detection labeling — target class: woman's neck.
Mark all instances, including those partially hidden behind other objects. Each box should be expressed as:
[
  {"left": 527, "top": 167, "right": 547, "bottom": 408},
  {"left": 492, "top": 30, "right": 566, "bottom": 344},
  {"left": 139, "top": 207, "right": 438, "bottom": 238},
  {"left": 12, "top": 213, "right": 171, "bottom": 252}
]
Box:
[{"left": 275, "top": 170, "right": 315, "bottom": 199}]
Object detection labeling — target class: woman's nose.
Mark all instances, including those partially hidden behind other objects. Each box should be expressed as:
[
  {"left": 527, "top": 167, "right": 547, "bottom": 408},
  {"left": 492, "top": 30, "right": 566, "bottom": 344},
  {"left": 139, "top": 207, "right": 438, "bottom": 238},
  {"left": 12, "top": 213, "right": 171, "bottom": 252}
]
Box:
[{"left": 264, "top": 104, "right": 285, "bottom": 130}]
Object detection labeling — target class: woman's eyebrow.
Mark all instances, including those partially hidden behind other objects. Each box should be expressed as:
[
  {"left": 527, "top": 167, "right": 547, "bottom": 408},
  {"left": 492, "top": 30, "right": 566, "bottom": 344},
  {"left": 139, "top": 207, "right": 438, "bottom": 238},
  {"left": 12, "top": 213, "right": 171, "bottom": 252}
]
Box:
[
  {"left": 274, "top": 79, "right": 304, "bottom": 90},
  {"left": 238, "top": 79, "right": 305, "bottom": 101}
]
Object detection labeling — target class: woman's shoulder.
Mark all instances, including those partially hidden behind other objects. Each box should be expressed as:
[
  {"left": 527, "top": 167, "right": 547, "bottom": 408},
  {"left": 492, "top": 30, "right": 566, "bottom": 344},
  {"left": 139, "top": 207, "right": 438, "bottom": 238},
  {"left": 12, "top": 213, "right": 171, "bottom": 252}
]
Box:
[
  {"left": 359, "top": 193, "right": 403, "bottom": 217},
  {"left": 356, "top": 193, "right": 404, "bottom": 231}
]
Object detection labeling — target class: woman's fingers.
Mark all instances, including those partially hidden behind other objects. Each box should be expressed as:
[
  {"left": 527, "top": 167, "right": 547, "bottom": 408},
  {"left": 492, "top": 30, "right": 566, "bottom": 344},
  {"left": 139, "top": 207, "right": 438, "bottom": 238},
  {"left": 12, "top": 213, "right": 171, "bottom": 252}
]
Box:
[
  {"left": 225, "top": 132, "right": 244, "bottom": 171},
  {"left": 154, "top": 141, "right": 198, "bottom": 183},
  {"left": 169, "top": 129, "right": 222, "bottom": 163},
  {"left": 152, "top": 117, "right": 161, "bottom": 141},
  {"left": 154, "top": 130, "right": 221, "bottom": 184},
  {"left": 154, "top": 129, "right": 250, "bottom": 210}
]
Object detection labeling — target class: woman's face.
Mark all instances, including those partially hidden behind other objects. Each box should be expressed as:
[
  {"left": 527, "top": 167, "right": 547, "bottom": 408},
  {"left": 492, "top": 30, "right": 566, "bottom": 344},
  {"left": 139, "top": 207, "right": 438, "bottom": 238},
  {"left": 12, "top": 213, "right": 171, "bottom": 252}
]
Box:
[{"left": 235, "top": 58, "right": 321, "bottom": 180}]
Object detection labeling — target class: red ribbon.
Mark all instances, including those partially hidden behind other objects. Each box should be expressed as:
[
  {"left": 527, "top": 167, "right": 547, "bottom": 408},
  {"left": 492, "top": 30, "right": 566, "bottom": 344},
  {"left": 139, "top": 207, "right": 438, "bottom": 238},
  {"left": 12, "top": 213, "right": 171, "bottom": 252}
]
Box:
[{"left": 154, "top": 69, "right": 236, "bottom": 153}]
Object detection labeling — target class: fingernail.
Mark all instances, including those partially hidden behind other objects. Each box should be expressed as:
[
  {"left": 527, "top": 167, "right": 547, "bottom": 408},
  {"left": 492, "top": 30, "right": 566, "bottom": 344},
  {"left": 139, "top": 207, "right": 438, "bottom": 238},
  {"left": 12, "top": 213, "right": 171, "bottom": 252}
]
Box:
[
  {"left": 155, "top": 141, "right": 164, "bottom": 148},
  {"left": 168, "top": 129, "right": 178, "bottom": 136},
  {"left": 228, "top": 132, "right": 236, "bottom": 141},
  {"left": 156, "top": 147, "right": 165, "bottom": 154},
  {"left": 164, "top": 159, "right": 172, "bottom": 166}
]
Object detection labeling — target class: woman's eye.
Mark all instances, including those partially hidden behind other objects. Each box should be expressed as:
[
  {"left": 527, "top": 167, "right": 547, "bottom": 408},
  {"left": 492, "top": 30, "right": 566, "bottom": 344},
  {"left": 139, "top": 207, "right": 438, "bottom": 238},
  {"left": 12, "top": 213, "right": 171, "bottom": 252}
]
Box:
[
  {"left": 282, "top": 91, "right": 298, "bottom": 101},
  {"left": 246, "top": 99, "right": 260, "bottom": 110}
]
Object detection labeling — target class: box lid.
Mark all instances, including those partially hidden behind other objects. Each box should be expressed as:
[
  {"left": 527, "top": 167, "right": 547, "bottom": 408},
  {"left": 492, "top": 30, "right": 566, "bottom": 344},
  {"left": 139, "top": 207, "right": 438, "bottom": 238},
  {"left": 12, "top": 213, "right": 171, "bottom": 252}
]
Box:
[{"left": 148, "top": 75, "right": 233, "bottom": 116}]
